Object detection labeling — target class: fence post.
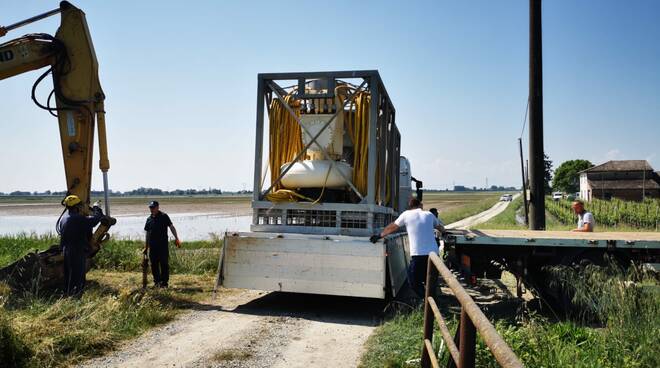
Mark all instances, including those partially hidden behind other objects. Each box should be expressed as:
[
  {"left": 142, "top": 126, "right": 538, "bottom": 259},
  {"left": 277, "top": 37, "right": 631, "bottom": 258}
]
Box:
[
  {"left": 458, "top": 307, "right": 476, "bottom": 368},
  {"left": 421, "top": 254, "right": 439, "bottom": 368}
]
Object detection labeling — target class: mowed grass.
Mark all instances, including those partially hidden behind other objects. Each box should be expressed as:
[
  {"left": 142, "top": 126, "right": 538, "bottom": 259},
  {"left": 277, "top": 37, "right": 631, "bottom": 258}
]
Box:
[
  {"left": 423, "top": 192, "right": 508, "bottom": 224},
  {"left": 0, "top": 235, "right": 222, "bottom": 367}
]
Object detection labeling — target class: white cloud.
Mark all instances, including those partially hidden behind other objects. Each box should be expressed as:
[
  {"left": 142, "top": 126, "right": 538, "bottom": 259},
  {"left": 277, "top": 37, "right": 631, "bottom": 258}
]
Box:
[{"left": 604, "top": 149, "right": 622, "bottom": 161}]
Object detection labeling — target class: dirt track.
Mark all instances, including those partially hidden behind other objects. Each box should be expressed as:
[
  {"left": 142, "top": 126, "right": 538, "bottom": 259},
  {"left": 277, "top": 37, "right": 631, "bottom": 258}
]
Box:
[
  {"left": 446, "top": 194, "right": 520, "bottom": 229},
  {"left": 78, "top": 290, "right": 381, "bottom": 368}
]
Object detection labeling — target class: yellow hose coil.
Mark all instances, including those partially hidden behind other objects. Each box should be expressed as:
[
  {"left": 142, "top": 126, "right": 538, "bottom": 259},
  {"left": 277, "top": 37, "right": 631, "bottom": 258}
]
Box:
[{"left": 265, "top": 85, "right": 387, "bottom": 204}]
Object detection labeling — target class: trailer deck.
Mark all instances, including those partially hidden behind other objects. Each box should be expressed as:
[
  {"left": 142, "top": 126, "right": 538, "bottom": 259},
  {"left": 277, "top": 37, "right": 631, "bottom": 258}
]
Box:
[
  {"left": 443, "top": 229, "right": 660, "bottom": 296},
  {"left": 448, "top": 229, "right": 660, "bottom": 249}
]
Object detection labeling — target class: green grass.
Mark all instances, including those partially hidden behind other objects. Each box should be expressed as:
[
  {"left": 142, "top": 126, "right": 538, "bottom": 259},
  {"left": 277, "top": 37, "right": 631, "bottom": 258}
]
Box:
[
  {"left": 423, "top": 192, "right": 505, "bottom": 225},
  {"left": 360, "top": 265, "right": 660, "bottom": 368},
  {"left": 474, "top": 196, "right": 523, "bottom": 229},
  {"left": 359, "top": 307, "right": 426, "bottom": 367},
  {"left": 0, "top": 234, "right": 60, "bottom": 269},
  {"left": 0, "top": 235, "right": 223, "bottom": 367},
  {"left": 0, "top": 234, "right": 223, "bottom": 274}
]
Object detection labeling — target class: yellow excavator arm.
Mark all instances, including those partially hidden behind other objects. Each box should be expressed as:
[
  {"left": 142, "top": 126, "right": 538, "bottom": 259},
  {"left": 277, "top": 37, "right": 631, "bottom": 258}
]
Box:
[{"left": 0, "top": 2, "right": 115, "bottom": 289}]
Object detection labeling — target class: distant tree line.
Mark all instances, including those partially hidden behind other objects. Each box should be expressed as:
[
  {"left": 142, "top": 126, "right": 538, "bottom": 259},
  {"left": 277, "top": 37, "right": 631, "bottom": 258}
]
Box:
[
  {"left": 424, "top": 185, "right": 520, "bottom": 192},
  {"left": 0, "top": 187, "right": 253, "bottom": 197},
  {"left": 452, "top": 185, "right": 519, "bottom": 192}
]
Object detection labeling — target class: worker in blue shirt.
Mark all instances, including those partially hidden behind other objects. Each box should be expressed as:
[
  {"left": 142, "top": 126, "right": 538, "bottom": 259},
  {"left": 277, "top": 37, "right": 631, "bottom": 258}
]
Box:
[{"left": 58, "top": 195, "right": 103, "bottom": 297}]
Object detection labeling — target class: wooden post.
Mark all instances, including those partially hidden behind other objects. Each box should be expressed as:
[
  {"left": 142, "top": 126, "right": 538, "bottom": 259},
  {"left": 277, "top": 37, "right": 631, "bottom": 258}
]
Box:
[
  {"left": 458, "top": 308, "right": 476, "bottom": 368},
  {"left": 421, "top": 256, "right": 439, "bottom": 368}
]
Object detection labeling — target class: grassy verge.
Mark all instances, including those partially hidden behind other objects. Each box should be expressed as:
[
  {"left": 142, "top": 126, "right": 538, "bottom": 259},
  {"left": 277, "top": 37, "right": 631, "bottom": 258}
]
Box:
[
  {"left": 422, "top": 192, "right": 503, "bottom": 225},
  {"left": 0, "top": 234, "right": 222, "bottom": 274},
  {"left": 0, "top": 235, "right": 221, "bottom": 367},
  {"left": 359, "top": 265, "right": 660, "bottom": 368},
  {"left": 474, "top": 196, "right": 524, "bottom": 229}
]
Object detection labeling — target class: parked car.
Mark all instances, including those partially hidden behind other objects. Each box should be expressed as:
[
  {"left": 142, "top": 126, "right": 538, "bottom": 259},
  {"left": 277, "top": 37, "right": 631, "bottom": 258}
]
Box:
[
  {"left": 552, "top": 192, "right": 563, "bottom": 201},
  {"left": 499, "top": 194, "right": 513, "bottom": 201}
]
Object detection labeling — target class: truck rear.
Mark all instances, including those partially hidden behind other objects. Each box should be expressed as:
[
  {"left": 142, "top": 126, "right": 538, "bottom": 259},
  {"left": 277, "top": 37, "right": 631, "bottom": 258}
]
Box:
[{"left": 217, "top": 71, "right": 414, "bottom": 299}]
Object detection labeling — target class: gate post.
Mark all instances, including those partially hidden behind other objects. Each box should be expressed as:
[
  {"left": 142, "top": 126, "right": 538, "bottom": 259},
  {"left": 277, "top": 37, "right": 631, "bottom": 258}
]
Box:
[
  {"left": 458, "top": 308, "right": 476, "bottom": 368},
  {"left": 421, "top": 256, "right": 439, "bottom": 368}
]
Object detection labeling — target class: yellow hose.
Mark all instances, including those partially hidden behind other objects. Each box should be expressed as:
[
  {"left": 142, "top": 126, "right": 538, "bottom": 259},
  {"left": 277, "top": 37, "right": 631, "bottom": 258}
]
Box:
[
  {"left": 265, "top": 92, "right": 304, "bottom": 202},
  {"left": 266, "top": 84, "right": 387, "bottom": 204}
]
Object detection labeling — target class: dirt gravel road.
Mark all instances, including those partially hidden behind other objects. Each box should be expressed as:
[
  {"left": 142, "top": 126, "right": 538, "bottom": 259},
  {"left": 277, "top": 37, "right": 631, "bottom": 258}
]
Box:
[
  {"left": 78, "top": 290, "right": 382, "bottom": 368},
  {"left": 446, "top": 194, "right": 520, "bottom": 229}
]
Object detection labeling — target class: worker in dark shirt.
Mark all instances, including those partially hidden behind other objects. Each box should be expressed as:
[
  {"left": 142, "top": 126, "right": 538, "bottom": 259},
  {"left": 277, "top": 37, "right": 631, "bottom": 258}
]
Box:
[
  {"left": 144, "top": 201, "right": 181, "bottom": 288},
  {"left": 59, "top": 195, "right": 103, "bottom": 297}
]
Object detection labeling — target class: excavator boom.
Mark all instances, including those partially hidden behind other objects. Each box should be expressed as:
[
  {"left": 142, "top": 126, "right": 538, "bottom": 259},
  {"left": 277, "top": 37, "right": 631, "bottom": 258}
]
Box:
[{"left": 0, "top": 1, "right": 115, "bottom": 290}]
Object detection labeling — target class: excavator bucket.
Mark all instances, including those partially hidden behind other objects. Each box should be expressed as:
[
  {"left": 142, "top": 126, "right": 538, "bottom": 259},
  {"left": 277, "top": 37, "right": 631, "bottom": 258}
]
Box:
[
  {"left": 0, "top": 217, "right": 114, "bottom": 291},
  {"left": 0, "top": 245, "right": 68, "bottom": 291}
]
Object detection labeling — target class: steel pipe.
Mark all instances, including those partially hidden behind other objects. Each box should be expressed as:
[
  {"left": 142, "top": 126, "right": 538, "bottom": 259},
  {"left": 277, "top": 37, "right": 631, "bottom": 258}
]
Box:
[{"left": 429, "top": 253, "right": 524, "bottom": 368}]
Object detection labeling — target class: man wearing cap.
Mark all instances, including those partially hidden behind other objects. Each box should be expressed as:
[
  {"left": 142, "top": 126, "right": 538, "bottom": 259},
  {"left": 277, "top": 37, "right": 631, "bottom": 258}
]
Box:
[
  {"left": 59, "top": 195, "right": 104, "bottom": 297},
  {"left": 144, "top": 201, "right": 181, "bottom": 288}
]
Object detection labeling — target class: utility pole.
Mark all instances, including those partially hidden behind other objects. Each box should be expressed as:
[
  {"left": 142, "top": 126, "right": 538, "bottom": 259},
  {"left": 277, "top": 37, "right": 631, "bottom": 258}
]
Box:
[{"left": 528, "top": 0, "right": 545, "bottom": 230}]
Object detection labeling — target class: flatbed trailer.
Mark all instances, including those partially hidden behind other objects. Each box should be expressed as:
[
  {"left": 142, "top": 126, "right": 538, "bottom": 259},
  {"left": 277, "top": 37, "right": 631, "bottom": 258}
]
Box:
[{"left": 443, "top": 229, "right": 660, "bottom": 304}]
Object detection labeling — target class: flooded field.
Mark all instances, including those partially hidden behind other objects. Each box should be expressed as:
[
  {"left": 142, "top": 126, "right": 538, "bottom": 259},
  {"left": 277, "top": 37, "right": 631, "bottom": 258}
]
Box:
[
  {"left": 0, "top": 212, "right": 252, "bottom": 240},
  {"left": 0, "top": 196, "right": 253, "bottom": 240}
]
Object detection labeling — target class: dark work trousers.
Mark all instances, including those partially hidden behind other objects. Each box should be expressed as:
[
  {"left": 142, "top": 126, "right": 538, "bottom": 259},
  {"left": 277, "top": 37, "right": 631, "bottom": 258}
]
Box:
[
  {"left": 408, "top": 255, "right": 429, "bottom": 298},
  {"left": 149, "top": 247, "right": 170, "bottom": 286},
  {"left": 63, "top": 248, "right": 87, "bottom": 297}
]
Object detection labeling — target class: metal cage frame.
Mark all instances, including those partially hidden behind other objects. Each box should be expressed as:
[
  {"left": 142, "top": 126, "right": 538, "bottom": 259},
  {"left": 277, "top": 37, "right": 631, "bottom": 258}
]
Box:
[{"left": 251, "top": 70, "right": 401, "bottom": 236}]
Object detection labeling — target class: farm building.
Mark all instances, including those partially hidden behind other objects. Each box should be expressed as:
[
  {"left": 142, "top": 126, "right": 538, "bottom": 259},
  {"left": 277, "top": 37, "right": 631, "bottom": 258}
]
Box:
[{"left": 579, "top": 160, "right": 660, "bottom": 201}]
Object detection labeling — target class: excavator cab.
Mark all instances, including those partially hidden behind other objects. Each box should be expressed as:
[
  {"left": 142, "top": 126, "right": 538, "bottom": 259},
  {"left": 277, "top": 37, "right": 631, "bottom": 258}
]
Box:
[{"left": 0, "top": 2, "right": 115, "bottom": 289}]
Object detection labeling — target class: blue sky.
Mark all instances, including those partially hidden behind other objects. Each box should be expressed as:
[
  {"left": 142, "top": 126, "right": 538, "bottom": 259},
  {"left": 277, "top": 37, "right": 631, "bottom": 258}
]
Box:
[{"left": 1, "top": 0, "right": 658, "bottom": 192}]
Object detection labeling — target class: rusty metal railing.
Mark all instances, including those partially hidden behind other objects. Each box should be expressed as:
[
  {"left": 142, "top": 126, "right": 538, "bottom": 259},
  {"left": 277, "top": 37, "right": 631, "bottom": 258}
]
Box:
[{"left": 420, "top": 253, "right": 524, "bottom": 368}]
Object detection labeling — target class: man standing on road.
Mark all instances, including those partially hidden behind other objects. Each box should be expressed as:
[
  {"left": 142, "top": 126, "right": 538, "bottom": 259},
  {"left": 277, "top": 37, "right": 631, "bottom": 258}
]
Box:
[
  {"left": 59, "top": 195, "right": 104, "bottom": 297},
  {"left": 571, "top": 200, "right": 595, "bottom": 232},
  {"left": 144, "top": 201, "right": 181, "bottom": 288},
  {"left": 371, "top": 198, "right": 445, "bottom": 298}
]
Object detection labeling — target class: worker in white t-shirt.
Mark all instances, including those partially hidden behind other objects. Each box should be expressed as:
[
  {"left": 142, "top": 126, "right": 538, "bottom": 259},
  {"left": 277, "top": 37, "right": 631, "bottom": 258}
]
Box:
[
  {"left": 370, "top": 198, "right": 445, "bottom": 297},
  {"left": 571, "top": 200, "right": 595, "bottom": 232}
]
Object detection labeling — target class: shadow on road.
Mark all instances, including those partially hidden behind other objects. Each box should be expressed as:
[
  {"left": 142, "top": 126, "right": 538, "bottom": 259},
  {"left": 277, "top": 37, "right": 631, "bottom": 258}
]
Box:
[{"left": 230, "top": 291, "right": 386, "bottom": 326}]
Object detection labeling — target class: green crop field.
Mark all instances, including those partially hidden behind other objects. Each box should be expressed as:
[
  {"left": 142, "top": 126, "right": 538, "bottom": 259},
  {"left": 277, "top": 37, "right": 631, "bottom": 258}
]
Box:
[
  {"left": 546, "top": 197, "right": 660, "bottom": 231},
  {"left": 477, "top": 196, "right": 660, "bottom": 232}
]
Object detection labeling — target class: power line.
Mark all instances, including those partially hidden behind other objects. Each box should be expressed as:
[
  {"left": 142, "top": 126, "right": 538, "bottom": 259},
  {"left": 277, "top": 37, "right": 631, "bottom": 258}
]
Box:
[{"left": 519, "top": 96, "right": 530, "bottom": 139}]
